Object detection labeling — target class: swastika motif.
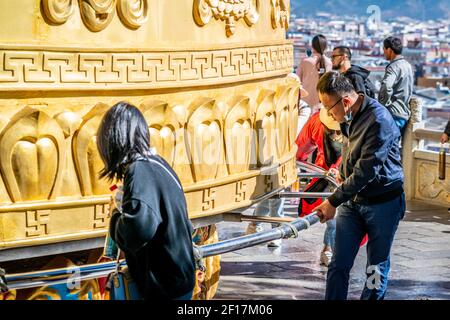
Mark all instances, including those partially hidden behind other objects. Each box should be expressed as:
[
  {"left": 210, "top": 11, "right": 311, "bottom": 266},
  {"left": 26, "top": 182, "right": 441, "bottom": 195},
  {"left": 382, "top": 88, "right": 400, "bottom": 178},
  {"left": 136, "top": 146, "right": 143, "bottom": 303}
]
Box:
[
  {"left": 264, "top": 175, "right": 274, "bottom": 193},
  {"left": 93, "top": 204, "right": 109, "bottom": 229},
  {"left": 202, "top": 188, "right": 217, "bottom": 211},
  {"left": 26, "top": 210, "right": 51, "bottom": 237},
  {"left": 235, "top": 181, "right": 247, "bottom": 203}
]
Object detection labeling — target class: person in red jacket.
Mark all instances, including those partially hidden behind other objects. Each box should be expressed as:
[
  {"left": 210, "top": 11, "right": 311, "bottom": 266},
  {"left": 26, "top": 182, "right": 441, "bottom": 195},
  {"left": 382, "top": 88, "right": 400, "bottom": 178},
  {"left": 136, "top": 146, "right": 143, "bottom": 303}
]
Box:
[{"left": 296, "top": 107, "right": 367, "bottom": 266}]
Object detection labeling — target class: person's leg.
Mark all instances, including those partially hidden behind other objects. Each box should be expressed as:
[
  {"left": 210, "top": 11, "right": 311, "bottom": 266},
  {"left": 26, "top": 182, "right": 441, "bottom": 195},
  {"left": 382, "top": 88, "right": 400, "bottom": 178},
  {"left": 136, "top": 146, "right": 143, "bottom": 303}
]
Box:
[
  {"left": 325, "top": 202, "right": 366, "bottom": 300},
  {"left": 269, "top": 197, "right": 285, "bottom": 227},
  {"left": 246, "top": 198, "right": 271, "bottom": 234},
  {"left": 324, "top": 218, "right": 336, "bottom": 250},
  {"left": 360, "top": 194, "right": 406, "bottom": 300},
  {"left": 267, "top": 198, "right": 286, "bottom": 247},
  {"left": 173, "top": 291, "right": 193, "bottom": 300},
  {"left": 320, "top": 218, "right": 336, "bottom": 266}
]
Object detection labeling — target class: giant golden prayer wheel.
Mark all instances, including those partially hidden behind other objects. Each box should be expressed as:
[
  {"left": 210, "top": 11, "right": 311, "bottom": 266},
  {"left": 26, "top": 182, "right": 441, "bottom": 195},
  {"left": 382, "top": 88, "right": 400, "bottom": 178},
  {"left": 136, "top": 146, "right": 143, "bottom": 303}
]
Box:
[{"left": 0, "top": 0, "right": 298, "bottom": 299}]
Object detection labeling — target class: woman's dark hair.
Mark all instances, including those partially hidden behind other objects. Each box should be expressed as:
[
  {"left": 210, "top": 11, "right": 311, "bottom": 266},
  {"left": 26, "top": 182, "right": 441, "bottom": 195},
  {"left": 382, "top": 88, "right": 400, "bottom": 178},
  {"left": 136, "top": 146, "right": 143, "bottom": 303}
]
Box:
[
  {"left": 312, "top": 34, "right": 328, "bottom": 76},
  {"left": 383, "top": 36, "right": 403, "bottom": 55},
  {"left": 97, "top": 101, "right": 151, "bottom": 181}
]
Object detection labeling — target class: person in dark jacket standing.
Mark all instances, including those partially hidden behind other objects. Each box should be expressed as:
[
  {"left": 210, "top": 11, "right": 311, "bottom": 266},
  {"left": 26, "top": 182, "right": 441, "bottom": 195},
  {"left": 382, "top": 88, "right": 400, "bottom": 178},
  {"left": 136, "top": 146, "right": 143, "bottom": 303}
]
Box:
[
  {"left": 314, "top": 72, "right": 405, "bottom": 300},
  {"left": 97, "top": 101, "right": 196, "bottom": 300},
  {"left": 332, "top": 46, "right": 375, "bottom": 98}
]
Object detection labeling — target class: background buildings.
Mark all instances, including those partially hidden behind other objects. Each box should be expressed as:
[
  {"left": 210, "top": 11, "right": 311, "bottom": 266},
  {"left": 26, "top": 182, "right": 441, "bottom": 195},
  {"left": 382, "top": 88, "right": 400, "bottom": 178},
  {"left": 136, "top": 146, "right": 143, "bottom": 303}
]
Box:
[{"left": 288, "top": 1, "right": 450, "bottom": 150}]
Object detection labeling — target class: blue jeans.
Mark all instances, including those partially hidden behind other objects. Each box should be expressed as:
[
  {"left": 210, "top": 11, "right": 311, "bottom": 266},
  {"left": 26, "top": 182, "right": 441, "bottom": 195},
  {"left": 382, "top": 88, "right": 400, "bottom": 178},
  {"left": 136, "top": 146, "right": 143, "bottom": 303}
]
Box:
[
  {"left": 325, "top": 193, "right": 405, "bottom": 300},
  {"left": 174, "top": 290, "right": 193, "bottom": 300},
  {"left": 324, "top": 219, "right": 336, "bottom": 249}
]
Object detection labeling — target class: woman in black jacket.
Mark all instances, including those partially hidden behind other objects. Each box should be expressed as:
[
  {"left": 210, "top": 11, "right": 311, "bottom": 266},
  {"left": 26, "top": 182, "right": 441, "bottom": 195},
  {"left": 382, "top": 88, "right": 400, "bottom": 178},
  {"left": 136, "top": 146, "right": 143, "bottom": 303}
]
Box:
[{"left": 97, "top": 101, "right": 196, "bottom": 300}]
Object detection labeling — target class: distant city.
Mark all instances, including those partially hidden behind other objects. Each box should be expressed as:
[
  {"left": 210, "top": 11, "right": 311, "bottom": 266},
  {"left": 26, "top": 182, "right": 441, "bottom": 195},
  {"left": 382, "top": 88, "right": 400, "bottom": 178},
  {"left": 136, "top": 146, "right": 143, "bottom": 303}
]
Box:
[{"left": 288, "top": 8, "right": 450, "bottom": 146}]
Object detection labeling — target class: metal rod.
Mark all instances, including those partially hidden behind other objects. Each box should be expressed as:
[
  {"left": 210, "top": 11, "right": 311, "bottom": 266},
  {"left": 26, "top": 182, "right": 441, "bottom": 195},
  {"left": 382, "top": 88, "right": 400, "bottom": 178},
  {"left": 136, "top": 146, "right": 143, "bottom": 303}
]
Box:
[
  {"left": 196, "top": 213, "right": 320, "bottom": 259},
  {"left": 278, "top": 191, "right": 333, "bottom": 199},
  {"left": 240, "top": 216, "right": 296, "bottom": 223},
  {"left": 297, "top": 160, "right": 326, "bottom": 173},
  {"left": 4, "top": 213, "right": 321, "bottom": 291},
  {"left": 297, "top": 172, "right": 327, "bottom": 179},
  {"left": 297, "top": 161, "right": 339, "bottom": 188},
  {"left": 5, "top": 260, "right": 125, "bottom": 282}
]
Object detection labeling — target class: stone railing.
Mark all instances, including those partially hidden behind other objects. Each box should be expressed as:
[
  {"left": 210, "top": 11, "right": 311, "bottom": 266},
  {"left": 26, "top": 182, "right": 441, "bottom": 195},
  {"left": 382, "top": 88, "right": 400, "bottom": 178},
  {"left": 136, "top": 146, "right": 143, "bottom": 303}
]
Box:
[{"left": 402, "top": 98, "right": 449, "bottom": 207}]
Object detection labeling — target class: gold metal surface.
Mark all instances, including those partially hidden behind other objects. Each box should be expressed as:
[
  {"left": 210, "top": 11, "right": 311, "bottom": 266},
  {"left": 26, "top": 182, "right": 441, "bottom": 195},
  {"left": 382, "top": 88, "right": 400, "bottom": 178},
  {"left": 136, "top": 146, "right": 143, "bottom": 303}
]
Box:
[{"left": 0, "top": 0, "right": 298, "bottom": 251}]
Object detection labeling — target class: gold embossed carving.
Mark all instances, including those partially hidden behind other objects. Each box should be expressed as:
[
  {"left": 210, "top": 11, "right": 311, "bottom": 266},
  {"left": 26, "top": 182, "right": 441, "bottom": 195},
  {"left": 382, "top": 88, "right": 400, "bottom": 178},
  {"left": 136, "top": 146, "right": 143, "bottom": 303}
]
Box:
[
  {"left": 193, "top": 0, "right": 260, "bottom": 37},
  {"left": 117, "top": 0, "right": 148, "bottom": 29},
  {"left": 0, "top": 79, "right": 300, "bottom": 249},
  {"left": 93, "top": 204, "right": 109, "bottom": 229},
  {"left": 287, "top": 83, "right": 300, "bottom": 151},
  {"left": 40, "top": 0, "right": 148, "bottom": 30},
  {"left": 255, "top": 89, "right": 277, "bottom": 166},
  {"left": 235, "top": 181, "right": 247, "bottom": 202},
  {"left": 270, "top": 0, "right": 289, "bottom": 30},
  {"left": 0, "top": 45, "right": 293, "bottom": 90},
  {"left": 79, "top": 0, "right": 116, "bottom": 32},
  {"left": 140, "top": 100, "right": 194, "bottom": 184},
  {"left": 72, "top": 103, "right": 111, "bottom": 196},
  {"left": 186, "top": 97, "right": 226, "bottom": 182},
  {"left": 280, "top": 163, "right": 288, "bottom": 185},
  {"left": 264, "top": 174, "right": 273, "bottom": 193},
  {"left": 42, "top": 0, "right": 74, "bottom": 24},
  {"left": 224, "top": 96, "right": 254, "bottom": 175},
  {"left": 26, "top": 210, "right": 51, "bottom": 237},
  {"left": 0, "top": 108, "right": 65, "bottom": 202},
  {"left": 275, "top": 84, "right": 299, "bottom": 157},
  {"left": 202, "top": 188, "right": 216, "bottom": 211}
]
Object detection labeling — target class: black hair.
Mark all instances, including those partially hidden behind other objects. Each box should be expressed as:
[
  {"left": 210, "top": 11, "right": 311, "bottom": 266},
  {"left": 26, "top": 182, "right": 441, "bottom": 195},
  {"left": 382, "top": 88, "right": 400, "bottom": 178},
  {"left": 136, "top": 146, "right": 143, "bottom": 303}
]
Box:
[
  {"left": 312, "top": 34, "right": 328, "bottom": 76},
  {"left": 383, "top": 36, "right": 403, "bottom": 55},
  {"left": 333, "top": 46, "right": 352, "bottom": 60},
  {"left": 97, "top": 101, "right": 151, "bottom": 181},
  {"left": 317, "top": 71, "right": 355, "bottom": 97}
]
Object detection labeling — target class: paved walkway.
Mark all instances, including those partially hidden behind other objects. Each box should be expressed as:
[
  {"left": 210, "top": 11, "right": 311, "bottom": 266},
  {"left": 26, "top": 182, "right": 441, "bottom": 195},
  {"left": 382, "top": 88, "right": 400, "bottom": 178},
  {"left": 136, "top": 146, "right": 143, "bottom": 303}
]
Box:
[{"left": 214, "top": 201, "right": 450, "bottom": 300}]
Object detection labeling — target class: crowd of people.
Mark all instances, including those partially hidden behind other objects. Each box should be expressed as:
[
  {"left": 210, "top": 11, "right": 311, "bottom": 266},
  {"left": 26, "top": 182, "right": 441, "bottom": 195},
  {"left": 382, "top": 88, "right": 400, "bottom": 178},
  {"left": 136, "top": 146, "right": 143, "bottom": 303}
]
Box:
[
  {"left": 95, "top": 34, "right": 428, "bottom": 301},
  {"left": 248, "top": 34, "right": 415, "bottom": 300}
]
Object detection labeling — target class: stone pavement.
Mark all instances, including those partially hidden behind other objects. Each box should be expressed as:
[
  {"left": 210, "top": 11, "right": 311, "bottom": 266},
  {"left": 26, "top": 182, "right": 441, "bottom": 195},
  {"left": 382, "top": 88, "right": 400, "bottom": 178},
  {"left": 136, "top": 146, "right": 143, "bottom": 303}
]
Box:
[{"left": 214, "top": 201, "right": 450, "bottom": 300}]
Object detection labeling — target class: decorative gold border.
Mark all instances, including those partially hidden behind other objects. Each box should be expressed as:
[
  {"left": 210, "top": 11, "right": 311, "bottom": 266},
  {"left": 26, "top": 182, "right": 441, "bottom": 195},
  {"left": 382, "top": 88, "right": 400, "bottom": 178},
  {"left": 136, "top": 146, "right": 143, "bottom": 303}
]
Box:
[
  {"left": 0, "top": 152, "right": 297, "bottom": 249},
  {"left": 0, "top": 43, "right": 293, "bottom": 91}
]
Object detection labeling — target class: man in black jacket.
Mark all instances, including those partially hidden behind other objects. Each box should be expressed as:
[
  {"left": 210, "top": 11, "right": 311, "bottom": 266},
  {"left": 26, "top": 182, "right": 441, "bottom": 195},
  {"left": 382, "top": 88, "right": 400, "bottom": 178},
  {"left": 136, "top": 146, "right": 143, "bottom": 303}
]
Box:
[
  {"left": 332, "top": 46, "right": 376, "bottom": 98},
  {"left": 314, "top": 72, "right": 405, "bottom": 300}
]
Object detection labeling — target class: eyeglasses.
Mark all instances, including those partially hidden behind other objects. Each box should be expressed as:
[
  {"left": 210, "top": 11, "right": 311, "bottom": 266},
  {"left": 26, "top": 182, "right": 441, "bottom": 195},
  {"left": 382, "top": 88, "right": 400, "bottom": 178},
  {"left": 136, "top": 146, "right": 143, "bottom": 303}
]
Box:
[
  {"left": 325, "top": 97, "right": 344, "bottom": 116},
  {"left": 329, "top": 129, "right": 342, "bottom": 135}
]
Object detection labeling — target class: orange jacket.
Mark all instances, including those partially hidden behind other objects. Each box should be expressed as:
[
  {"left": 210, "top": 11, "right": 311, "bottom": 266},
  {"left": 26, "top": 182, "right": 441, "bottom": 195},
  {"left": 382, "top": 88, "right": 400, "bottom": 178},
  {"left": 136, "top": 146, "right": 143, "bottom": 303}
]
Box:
[{"left": 295, "top": 112, "right": 341, "bottom": 170}]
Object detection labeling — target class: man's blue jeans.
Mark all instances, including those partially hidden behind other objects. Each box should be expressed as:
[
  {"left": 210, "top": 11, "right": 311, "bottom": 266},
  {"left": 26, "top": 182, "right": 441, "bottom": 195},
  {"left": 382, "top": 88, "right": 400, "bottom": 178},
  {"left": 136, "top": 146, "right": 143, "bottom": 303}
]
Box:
[
  {"left": 324, "top": 219, "right": 336, "bottom": 249},
  {"left": 325, "top": 193, "right": 405, "bottom": 300}
]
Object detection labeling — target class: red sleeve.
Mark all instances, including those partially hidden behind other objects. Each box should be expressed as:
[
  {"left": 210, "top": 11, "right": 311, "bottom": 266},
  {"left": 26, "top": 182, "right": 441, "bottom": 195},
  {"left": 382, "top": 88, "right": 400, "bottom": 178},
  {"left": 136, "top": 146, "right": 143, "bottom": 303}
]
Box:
[
  {"left": 330, "top": 156, "right": 342, "bottom": 169},
  {"left": 296, "top": 113, "right": 320, "bottom": 161}
]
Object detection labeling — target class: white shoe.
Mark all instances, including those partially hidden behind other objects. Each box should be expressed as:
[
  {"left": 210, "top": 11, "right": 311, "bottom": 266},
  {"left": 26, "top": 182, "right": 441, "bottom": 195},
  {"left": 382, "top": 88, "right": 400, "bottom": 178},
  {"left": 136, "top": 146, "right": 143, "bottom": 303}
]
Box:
[
  {"left": 320, "top": 250, "right": 333, "bottom": 267},
  {"left": 267, "top": 239, "right": 282, "bottom": 247},
  {"left": 245, "top": 222, "right": 264, "bottom": 235}
]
